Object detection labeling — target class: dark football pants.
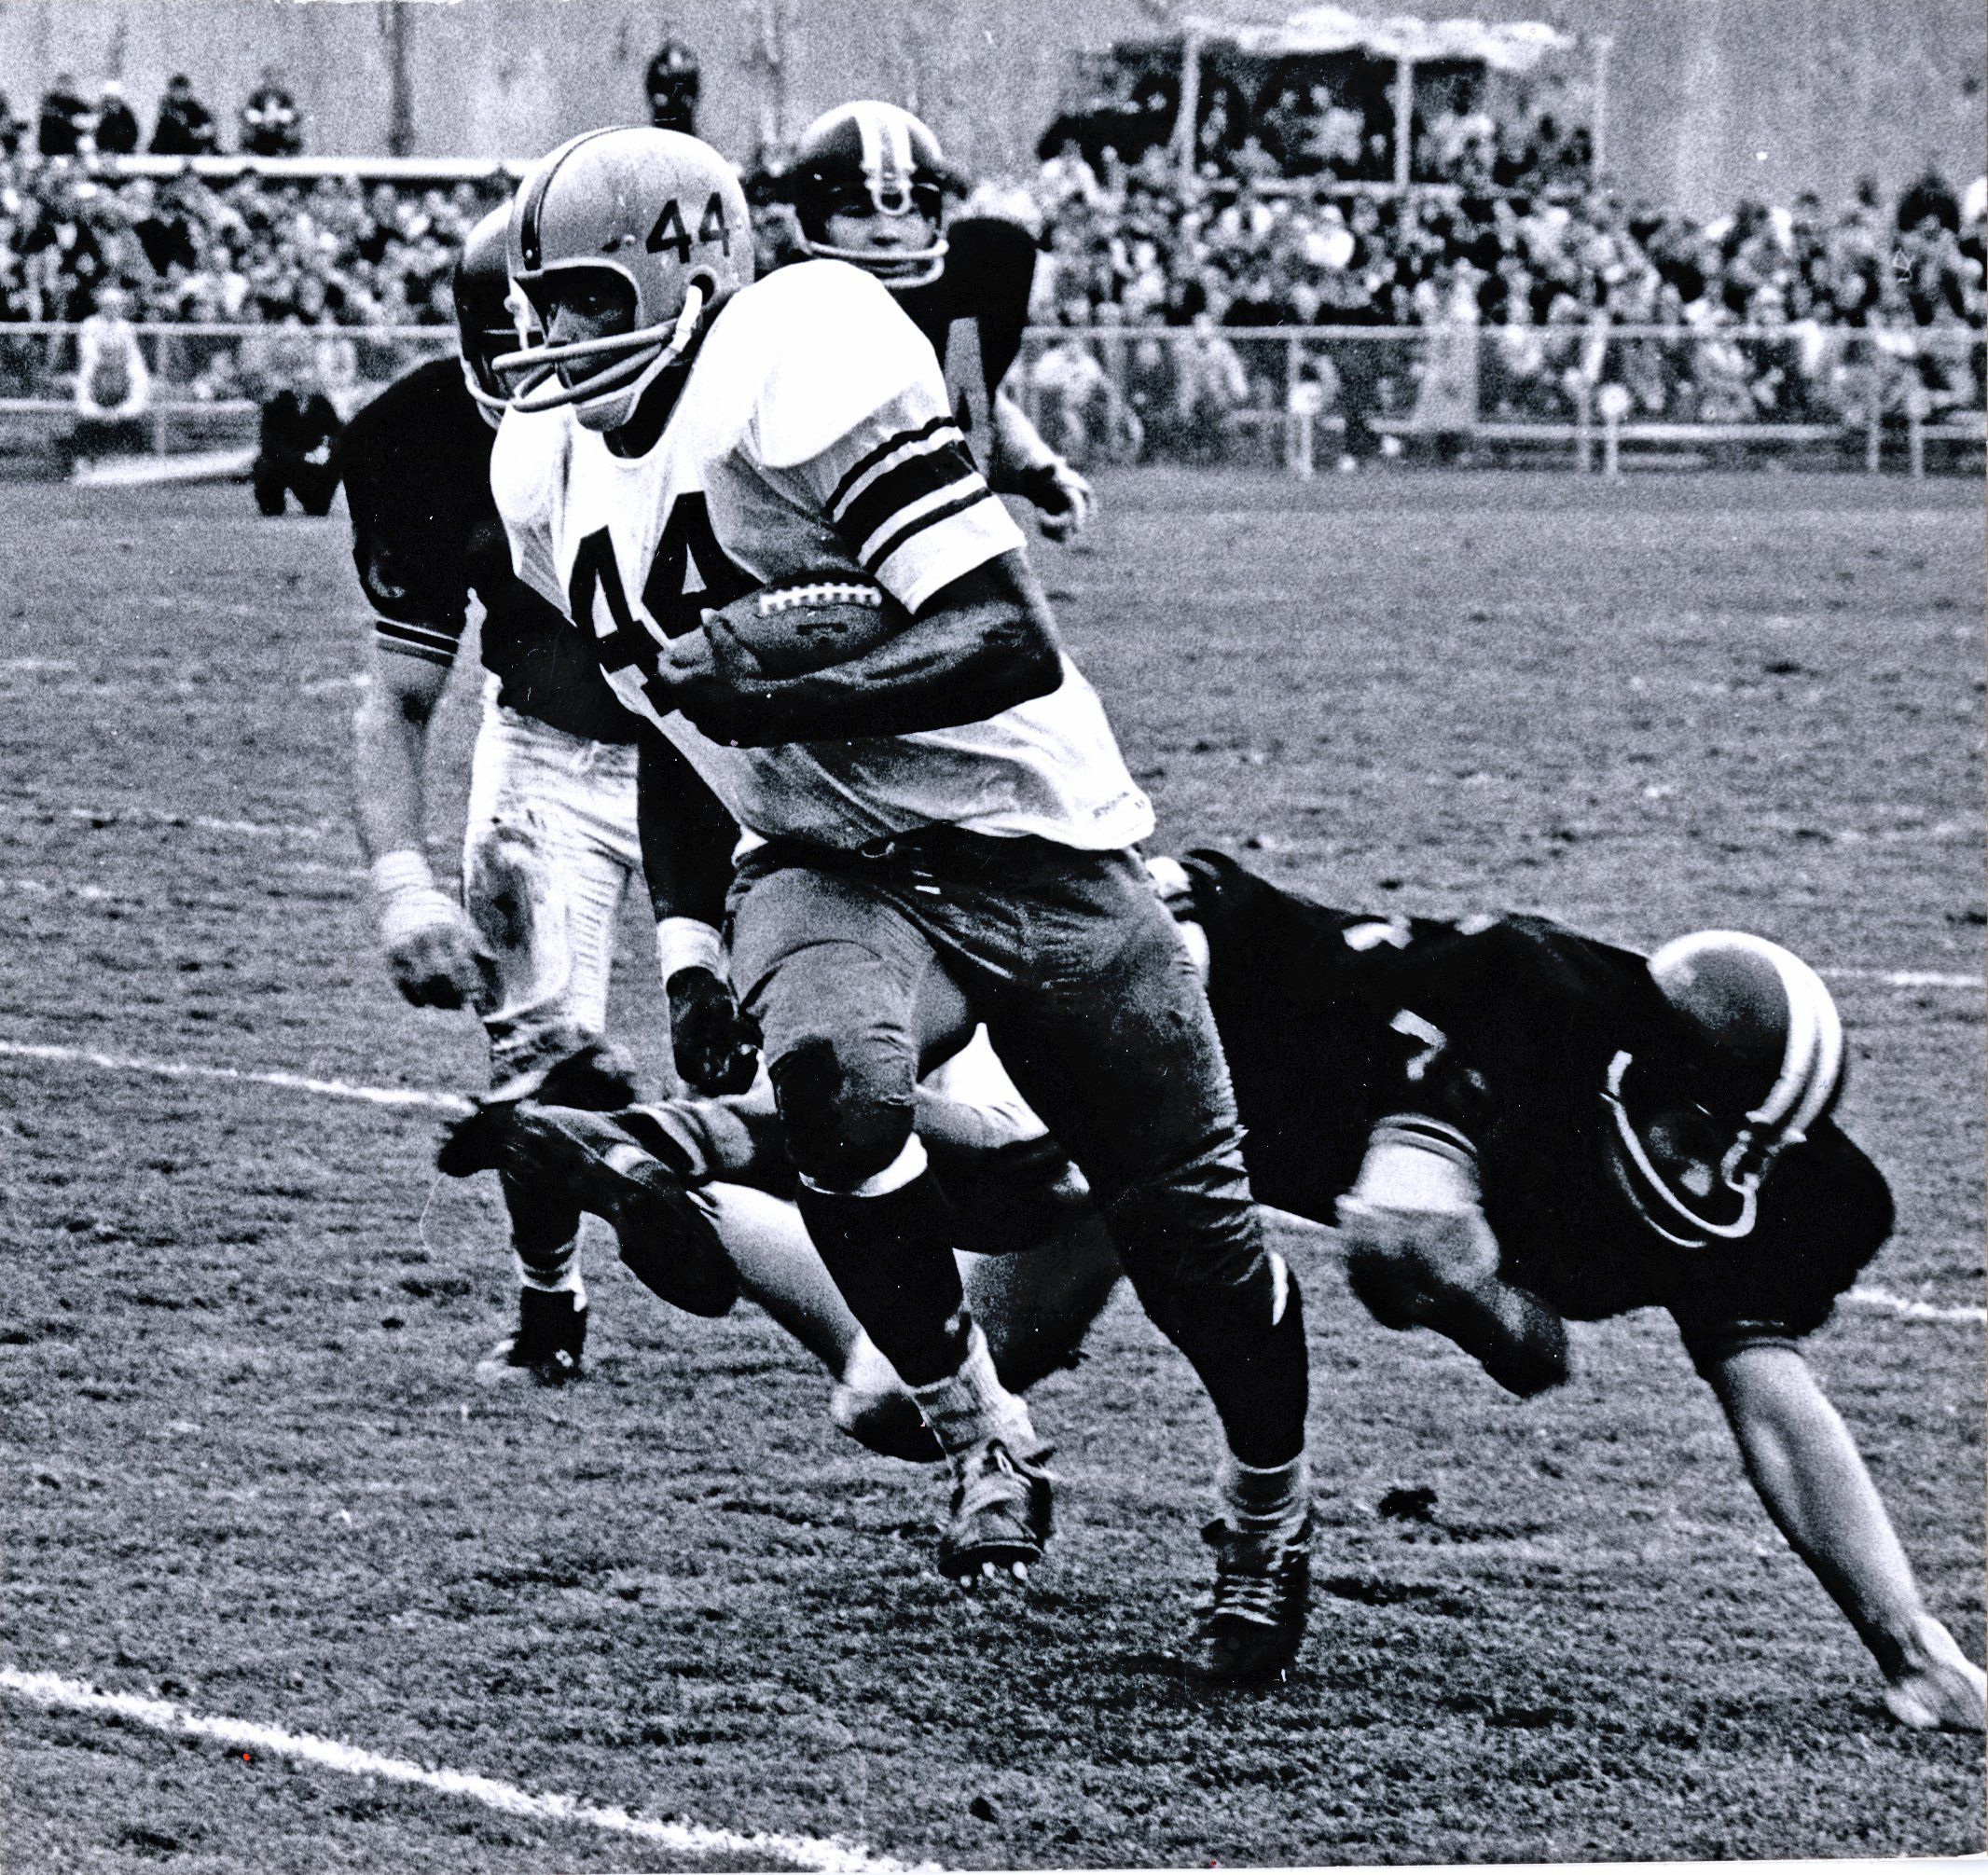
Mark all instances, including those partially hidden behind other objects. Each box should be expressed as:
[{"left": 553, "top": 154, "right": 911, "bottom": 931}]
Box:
[{"left": 726, "top": 840, "right": 1308, "bottom": 1468}]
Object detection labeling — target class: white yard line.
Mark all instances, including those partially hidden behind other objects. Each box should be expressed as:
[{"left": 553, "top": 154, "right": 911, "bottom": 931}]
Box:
[
  {"left": 1828, "top": 967, "right": 1984, "bottom": 989},
  {"left": 1, "top": 1667, "right": 926, "bottom": 1875},
  {"left": 0, "top": 1040, "right": 472, "bottom": 1114},
  {"left": 1845, "top": 1287, "right": 1987, "bottom": 1326}
]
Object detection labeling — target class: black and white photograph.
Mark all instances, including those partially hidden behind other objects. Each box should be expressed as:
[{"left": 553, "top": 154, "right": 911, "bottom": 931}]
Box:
[{"left": 1, "top": 0, "right": 1982, "bottom": 1867}]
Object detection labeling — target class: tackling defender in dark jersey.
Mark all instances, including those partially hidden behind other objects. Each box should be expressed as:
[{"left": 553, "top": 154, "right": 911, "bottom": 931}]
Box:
[
  {"left": 782, "top": 100, "right": 1094, "bottom": 540},
  {"left": 1169, "top": 848, "right": 1977, "bottom": 1731},
  {"left": 344, "top": 206, "right": 745, "bottom": 1387}
]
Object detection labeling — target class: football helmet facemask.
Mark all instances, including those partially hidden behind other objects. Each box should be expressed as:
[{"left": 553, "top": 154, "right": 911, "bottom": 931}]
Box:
[
  {"left": 496, "top": 128, "right": 752, "bottom": 433},
  {"left": 1602, "top": 931, "right": 1844, "bottom": 1247},
  {"left": 451, "top": 204, "right": 539, "bottom": 429},
  {"left": 786, "top": 101, "right": 966, "bottom": 290}
]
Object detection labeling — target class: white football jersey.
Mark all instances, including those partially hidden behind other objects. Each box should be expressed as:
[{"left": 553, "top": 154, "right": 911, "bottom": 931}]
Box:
[{"left": 491, "top": 260, "right": 1153, "bottom": 852}]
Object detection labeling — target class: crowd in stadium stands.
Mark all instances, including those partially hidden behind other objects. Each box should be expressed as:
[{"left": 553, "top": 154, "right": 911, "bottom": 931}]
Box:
[{"left": 0, "top": 73, "right": 1980, "bottom": 457}]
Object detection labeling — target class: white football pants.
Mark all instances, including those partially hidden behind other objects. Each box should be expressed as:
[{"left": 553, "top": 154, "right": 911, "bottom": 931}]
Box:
[{"left": 462, "top": 683, "right": 642, "bottom": 1101}]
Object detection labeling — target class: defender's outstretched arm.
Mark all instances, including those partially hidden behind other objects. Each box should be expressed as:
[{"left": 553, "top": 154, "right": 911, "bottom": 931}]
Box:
[
  {"left": 1706, "top": 1340, "right": 1985, "bottom": 1731},
  {"left": 352, "top": 642, "right": 482, "bottom": 1008}
]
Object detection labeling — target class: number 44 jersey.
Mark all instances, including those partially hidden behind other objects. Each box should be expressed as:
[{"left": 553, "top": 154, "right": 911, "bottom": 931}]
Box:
[{"left": 490, "top": 257, "right": 1153, "bottom": 854}]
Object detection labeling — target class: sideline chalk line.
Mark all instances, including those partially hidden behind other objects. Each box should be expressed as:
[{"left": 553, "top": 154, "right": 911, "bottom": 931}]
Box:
[
  {"left": 3, "top": 1035, "right": 1980, "bottom": 1328},
  {"left": 0, "top": 1666, "right": 926, "bottom": 1874}
]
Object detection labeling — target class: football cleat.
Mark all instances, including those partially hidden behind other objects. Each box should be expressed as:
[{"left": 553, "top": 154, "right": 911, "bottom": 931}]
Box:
[
  {"left": 1603, "top": 930, "right": 1844, "bottom": 1247},
  {"left": 439, "top": 1103, "right": 739, "bottom": 1317},
  {"left": 533, "top": 1038, "right": 642, "bottom": 1112},
  {"left": 476, "top": 1287, "right": 587, "bottom": 1388},
  {"left": 937, "top": 1439, "right": 1054, "bottom": 1581},
  {"left": 1195, "top": 1513, "right": 1313, "bottom": 1686},
  {"left": 499, "top": 127, "right": 753, "bottom": 431}
]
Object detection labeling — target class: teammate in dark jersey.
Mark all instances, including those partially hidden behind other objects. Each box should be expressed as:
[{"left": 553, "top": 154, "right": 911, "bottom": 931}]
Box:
[
  {"left": 457, "top": 848, "right": 1983, "bottom": 1727},
  {"left": 346, "top": 207, "right": 745, "bottom": 1388},
  {"left": 782, "top": 100, "right": 1094, "bottom": 541}
]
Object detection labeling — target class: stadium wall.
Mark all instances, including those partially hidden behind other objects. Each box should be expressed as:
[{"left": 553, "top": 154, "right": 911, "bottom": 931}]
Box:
[{"left": 2, "top": 0, "right": 1981, "bottom": 214}]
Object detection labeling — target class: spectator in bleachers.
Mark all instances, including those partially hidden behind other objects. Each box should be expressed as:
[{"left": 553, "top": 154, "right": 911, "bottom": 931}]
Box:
[
  {"left": 150, "top": 74, "right": 218, "bottom": 158},
  {"left": 645, "top": 38, "right": 700, "bottom": 136},
  {"left": 1171, "top": 310, "right": 1251, "bottom": 461},
  {"left": 37, "top": 76, "right": 90, "bottom": 158},
  {"left": 0, "top": 93, "right": 21, "bottom": 159},
  {"left": 1898, "top": 164, "right": 1961, "bottom": 238},
  {"left": 69, "top": 283, "right": 151, "bottom": 471},
  {"left": 91, "top": 81, "right": 141, "bottom": 157},
  {"left": 240, "top": 68, "right": 303, "bottom": 158}
]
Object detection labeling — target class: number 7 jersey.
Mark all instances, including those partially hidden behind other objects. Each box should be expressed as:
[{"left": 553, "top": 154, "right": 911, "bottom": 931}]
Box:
[{"left": 490, "top": 257, "right": 1153, "bottom": 853}]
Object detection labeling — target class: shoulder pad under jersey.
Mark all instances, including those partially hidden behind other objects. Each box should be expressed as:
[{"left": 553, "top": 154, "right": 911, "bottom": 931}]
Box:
[{"left": 718, "top": 259, "right": 945, "bottom": 468}]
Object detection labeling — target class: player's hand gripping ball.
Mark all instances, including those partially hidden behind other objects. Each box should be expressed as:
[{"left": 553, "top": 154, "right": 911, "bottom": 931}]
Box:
[{"left": 701, "top": 575, "right": 915, "bottom": 681}]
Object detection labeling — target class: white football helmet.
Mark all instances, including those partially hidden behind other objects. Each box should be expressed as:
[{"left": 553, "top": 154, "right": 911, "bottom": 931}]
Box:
[
  {"left": 1602, "top": 930, "right": 1844, "bottom": 1246},
  {"left": 497, "top": 127, "right": 753, "bottom": 433}
]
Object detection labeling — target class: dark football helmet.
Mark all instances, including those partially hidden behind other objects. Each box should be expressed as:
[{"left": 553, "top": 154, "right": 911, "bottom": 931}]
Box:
[
  {"left": 785, "top": 100, "right": 967, "bottom": 290},
  {"left": 1602, "top": 931, "right": 1844, "bottom": 1246},
  {"left": 645, "top": 37, "right": 701, "bottom": 134},
  {"left": 451, "top": 204, "right": 528, "bottom": 427}
]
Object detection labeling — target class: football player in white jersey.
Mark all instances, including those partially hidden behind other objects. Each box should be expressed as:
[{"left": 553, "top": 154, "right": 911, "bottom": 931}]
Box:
[{"left": 483, "top": 127, "right": 1312, "bottom": 1683}]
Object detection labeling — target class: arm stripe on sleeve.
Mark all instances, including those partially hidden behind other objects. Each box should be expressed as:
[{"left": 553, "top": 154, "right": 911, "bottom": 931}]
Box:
[
  {"left": 859, "top": 488, "right": 1004, "bottom": 579},
  {"left": 374, "top": 619, "right": 462, "bottom": 665},
  {"left": 834, "top": 442, "right": 983, "bottom": 561},
  {"left": 825, "top": 415, "right": 956, "bottom": 513}
]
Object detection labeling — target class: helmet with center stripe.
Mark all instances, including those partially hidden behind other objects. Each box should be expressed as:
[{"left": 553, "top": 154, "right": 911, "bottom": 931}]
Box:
[
  {"left": 1602, "top": 931, "right": 1844, "bottom": 1246},
  {"left": 785, "top": 101, "right": 967, "bottom": 290},
  {"left": 497, "top": 127, "right": 752, "bottom": 433}
]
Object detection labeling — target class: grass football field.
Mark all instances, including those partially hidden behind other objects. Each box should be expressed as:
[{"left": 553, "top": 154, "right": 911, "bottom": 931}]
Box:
[{"left": 3, "top": 468, "right": 1982, "bottom": 1870}]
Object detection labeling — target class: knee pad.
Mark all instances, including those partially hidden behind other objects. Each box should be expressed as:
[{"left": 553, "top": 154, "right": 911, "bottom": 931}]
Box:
[{"left": 771, "top": 1038, "right": 916, "bottom": 1192}]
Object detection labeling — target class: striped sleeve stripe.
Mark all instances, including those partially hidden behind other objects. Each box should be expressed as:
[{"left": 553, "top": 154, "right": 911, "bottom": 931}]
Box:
[
  {"left": 825, "top": 414, "right": 955, "bottom": 514},
  {"left": 374, "top": 618, "right": 462, "bottom": 666},
  {"left": 860, "top": 486, "right": 1004, "bottom": 578},
  {"left": 834, "top": 439, "right": 984, "bottom": 562}
]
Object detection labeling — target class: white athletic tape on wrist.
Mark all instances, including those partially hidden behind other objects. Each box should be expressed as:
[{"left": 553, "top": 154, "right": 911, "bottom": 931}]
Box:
[
  {"left": 656, "top": 917, "right": 725, "bottom": 986},
  {"left": 372, "top": 851, "right": 462, "bottom": 951},
  {"left": 370, "top": 849, "right": 435, "bottom": 900},
  {"left": 1353, "top": 1116, "right": 1480, "bottom": 1212},
  {"left": 799, "top": 1134, "right": 928, "bottom": 1199}
]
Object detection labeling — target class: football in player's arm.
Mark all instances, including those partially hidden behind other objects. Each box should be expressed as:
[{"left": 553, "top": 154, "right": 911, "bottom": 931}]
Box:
[
  {"left": 781, "top": 101, "right": 1094, "bottom": 542},
  {"left": 1170, "top": 849, "right": 1985, "bottom": 1733}
]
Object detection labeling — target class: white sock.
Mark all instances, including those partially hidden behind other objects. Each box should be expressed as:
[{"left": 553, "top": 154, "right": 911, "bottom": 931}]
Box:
[
  {"left": 1219, "top": 1449, "right": 1311, "bottom": 1540},
  {"left": 910, "top": 1319, "right": 1038, "bottom": 1466}
]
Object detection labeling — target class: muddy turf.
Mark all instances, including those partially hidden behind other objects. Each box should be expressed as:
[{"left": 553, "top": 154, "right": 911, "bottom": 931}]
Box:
[{"left": 3, "top": 470, "right": 1982, "bottom": 1869}]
